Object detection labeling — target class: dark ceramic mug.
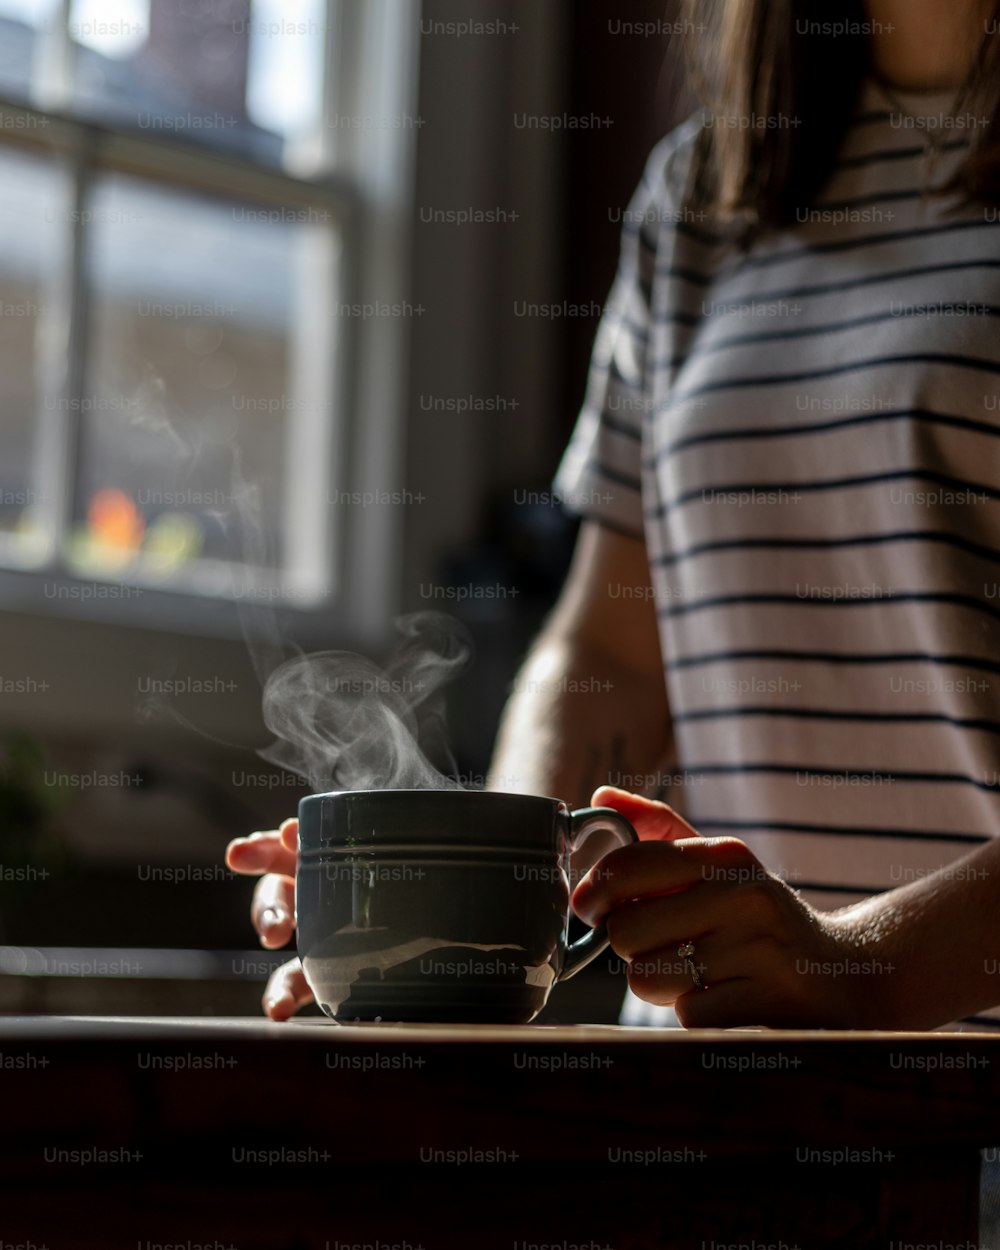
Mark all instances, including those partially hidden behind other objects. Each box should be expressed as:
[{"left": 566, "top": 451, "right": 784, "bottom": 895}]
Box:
[{"left": 296, "top": 789, "right": 638, "bottom": 1023}]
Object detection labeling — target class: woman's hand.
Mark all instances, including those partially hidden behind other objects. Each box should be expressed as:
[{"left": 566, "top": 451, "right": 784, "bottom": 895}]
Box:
[
  {"left": 225, "top": 818, "right": 314, "bottom": 1021},
  {"left": 573, "top": 787, "right": 874, "bottom": 1029}
]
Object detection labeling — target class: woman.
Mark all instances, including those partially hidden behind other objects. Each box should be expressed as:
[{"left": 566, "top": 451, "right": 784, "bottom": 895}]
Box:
[
  {"left": 228, "top": 0, "right": 1000, "bottom": 1032},
  {"left": 547, "top": 0, "right": 1000, "bottom": 1033}
]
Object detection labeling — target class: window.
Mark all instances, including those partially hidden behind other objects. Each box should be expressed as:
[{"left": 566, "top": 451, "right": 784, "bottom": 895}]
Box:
[{"left": 0, "top": 0, "right": 419, "bottom": 633}]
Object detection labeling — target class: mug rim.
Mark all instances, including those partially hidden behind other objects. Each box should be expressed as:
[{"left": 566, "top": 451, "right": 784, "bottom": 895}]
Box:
[
  {"left": 299, "top": 788, "right": 566, "bottom": 809},
  {"left": 297, "top": 789, "right": 572, "bottom": 851}
]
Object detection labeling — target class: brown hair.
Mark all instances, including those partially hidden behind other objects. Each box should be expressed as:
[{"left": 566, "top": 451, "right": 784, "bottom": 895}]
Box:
[{"left": 679, "top": 0, "right": 1000, "bottom": 238}]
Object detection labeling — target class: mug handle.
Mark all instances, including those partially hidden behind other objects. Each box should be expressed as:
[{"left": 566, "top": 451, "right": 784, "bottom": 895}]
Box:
[{"left": 558, "top": 806, "right": 638, "bottom": 981}]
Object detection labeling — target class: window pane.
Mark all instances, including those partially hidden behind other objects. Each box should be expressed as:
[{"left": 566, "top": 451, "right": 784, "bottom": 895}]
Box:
[
  {"left": 0, "top": 0, "right": 60, "bottom": 104},
  {"left": 64, "top": 0, "right": 324, "bottom": 167},
  {"left": 70, "top": 172, "right": 336, "bottom": 601},
  {"left": 244, "top": 0, "right": 326, "bottom": 144},
  {"left": 0, "top": 1, "right": 327, "bottom": 168},
  {"left": 0, "top": 144, "right": 68, "bottom": 562}
]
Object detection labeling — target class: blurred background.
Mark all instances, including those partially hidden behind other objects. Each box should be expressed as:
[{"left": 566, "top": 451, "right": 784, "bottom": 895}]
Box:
[{"left": 0, "top": 0, "right": 690, "bottom": 1018}]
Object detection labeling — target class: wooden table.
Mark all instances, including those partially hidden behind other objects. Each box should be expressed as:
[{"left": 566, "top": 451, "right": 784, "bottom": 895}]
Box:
[{"left": 2, "top": 1016, "right": 998, "bottom": 1248}]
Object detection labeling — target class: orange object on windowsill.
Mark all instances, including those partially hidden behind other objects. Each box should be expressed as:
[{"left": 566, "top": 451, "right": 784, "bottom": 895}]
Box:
[{"left": 87, "top": 488, "right": 145, "bottom": 552}]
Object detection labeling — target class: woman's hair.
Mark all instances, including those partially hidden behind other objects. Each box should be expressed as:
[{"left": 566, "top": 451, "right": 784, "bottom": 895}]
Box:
[{"left": 680, "top": 0, "right": 1000, "bottom": 236}]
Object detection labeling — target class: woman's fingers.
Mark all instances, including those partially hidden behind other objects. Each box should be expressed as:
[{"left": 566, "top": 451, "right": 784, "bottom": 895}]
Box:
[
  {"left": 262, "top": 958, "right": 314, "bottom": 1021},
  {"left": 251, "top": 874, "right": 296, "bottom": 948},
  {"left": 623, "top": 932, "right": 779, "bottom": 1017},
  {"left": 620, "top": 918, "right": 834, "bottom": 1028},
  {"left": 590, "top": 786, "right": 700, "bottom": 842},
  {"left": 605, "top": 889, "right": 714, "bottom": 963},
  {"left": 226, "top": 819, "right": 299, "bottom": 879},
  {"left": 573, "top": 836, "right": 755, "bottom": 926},
  {"left": 624, "top": 935, "right": 728, "bottom": 1005},
  {"left": 224, "top": 821, "right": 307, "bottom": 1019},
  {"left": 672, "top": 977, "right": 757, "bottom": 1029},
  {"left": 601, "top": 854, "right": 783, "bottom": 961},
  {"left": 227, "top": 819, "right": 300, "bottom": 947}
]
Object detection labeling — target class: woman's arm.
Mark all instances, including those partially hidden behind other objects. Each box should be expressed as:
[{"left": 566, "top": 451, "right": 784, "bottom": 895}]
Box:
[
  {"left": 487, "top": 519, "right": 675, "bottom": 805},
  {"left": 829, "top": 836, "right": 1000, "bottom": 1029}
]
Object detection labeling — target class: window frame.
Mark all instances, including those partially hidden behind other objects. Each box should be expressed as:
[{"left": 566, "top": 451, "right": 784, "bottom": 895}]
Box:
[{"left": 0, "top": 0, "right": 421, "bottom": 648}]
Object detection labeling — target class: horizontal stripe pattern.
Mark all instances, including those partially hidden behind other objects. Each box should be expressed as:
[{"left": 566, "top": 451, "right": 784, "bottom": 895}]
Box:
[{"left": 555, "top": 79, "right": 1000, "bottom": 1030}]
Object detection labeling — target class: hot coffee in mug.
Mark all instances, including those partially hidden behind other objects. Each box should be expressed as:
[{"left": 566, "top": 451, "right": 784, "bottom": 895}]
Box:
[{"left": 296, "top": 789, "right": 637, "bottom": 1023}]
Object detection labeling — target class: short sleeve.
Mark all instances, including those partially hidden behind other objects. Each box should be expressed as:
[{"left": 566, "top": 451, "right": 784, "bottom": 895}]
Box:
[{"left": 553, "top": 130, "right": 688, "bottom": 538}]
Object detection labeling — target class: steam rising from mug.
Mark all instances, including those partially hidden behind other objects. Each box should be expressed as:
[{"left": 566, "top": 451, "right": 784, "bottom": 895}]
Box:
[
  {"left": 137, "top": 461, "right": 473, "bottom": 792},
  {"left": 258, "top": 612, "right": 472, "bottom": 792}
]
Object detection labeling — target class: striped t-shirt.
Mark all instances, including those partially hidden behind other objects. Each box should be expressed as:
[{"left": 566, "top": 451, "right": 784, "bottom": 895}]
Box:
[{"left": 555, "top": 78, "right": 1000, "bottom": 1027}]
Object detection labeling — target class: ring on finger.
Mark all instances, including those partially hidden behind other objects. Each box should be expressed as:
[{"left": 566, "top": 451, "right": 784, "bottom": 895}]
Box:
[{"left": 677, "top": 940, "right": 706, "bottom": 991}]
